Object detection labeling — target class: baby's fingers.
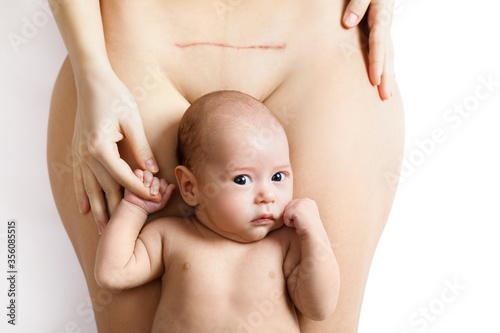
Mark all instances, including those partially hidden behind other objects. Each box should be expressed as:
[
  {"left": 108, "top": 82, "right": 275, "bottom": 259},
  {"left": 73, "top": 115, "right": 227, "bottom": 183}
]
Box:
[
  {"left": 283, "top": 217, "right": 295, "bottom": 228},
  {"left": 150, "top": 177, "right": 160, "bottom": 196},
  {"left": 143, "top": 170, "right": 153, "bottom": 188},
  {"left": 150, "top": 176, "right": 175, "bottom": 201},
  {"left": 153, "top": 179, "right": 175, "bottom": 208},
  {"left": 282, "top": 202, "right": 297, "bottom": 228},
  {"left": 160, "top": 180, "right": 176, "bottom": 205},
  {"left": 160, "top": 178, "right": 168, "bottom": 194},
  {"left": 133, "top": 169, "right": 158, "bottom": 195},
  {"left": 133, "top": 169, "right": 144, "bottom": 181}
]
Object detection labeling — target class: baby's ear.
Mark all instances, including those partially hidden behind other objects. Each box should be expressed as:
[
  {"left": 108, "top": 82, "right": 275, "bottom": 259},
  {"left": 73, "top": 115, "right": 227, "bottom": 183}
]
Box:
[{"left": 174, "top": 166, "right": 199, "bottom": 206}]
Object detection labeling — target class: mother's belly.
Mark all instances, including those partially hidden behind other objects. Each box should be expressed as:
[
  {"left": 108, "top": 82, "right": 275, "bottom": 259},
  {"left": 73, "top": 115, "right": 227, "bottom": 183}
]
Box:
[{"left": 100, "top": 0, "right": 349, "bottom": 103}]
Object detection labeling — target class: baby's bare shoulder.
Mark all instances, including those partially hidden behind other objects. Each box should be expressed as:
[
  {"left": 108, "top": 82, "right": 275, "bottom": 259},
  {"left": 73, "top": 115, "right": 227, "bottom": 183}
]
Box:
[
  {"left": 143, "top": 216, "right": 195, "bottom": 238},
  {"left": 143, "top": 216, "right": 201, "bottom": 257}
]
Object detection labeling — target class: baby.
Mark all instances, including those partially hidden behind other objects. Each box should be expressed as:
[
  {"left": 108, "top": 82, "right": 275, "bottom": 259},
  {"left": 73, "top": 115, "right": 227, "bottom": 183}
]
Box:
[{"left": 95, "top": 90, "right": 339, "bottom": 332}]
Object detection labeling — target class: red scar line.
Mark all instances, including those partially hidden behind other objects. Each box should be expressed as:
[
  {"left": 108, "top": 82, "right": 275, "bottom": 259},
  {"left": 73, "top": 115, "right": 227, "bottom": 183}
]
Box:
[{"left": 174, "top": 42, "right": 286, "bottom": 50}]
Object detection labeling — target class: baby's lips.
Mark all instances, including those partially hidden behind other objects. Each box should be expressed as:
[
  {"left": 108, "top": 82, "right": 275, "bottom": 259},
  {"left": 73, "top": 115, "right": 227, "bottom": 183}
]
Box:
[{"left": 252, "top": 213, "right": 274, "bottom": 222}]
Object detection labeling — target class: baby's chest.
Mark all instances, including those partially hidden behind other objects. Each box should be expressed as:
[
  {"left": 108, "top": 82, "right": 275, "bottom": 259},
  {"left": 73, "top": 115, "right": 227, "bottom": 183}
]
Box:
[
  {"left": 165, "top": 241, "right": 286, "bottom": 299},
  {"left": 156, "top": 237, "right": 299, "bottom": 331}
]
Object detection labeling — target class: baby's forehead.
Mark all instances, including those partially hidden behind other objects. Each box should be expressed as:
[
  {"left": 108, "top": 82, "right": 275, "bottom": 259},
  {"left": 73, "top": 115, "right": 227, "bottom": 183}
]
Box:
[
  {"left": 207, "top": 110, "right": 285, "bottom": 146},
  {"left": 208, "top": 99, "right": 282, "bottom": 129}
]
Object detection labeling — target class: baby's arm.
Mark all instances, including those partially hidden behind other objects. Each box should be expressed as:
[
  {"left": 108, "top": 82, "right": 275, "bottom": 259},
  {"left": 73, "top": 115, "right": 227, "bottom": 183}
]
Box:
[
  {"left": 283, "top": 199, "right": 340, "bottom": 321},
  {"left": 95, "top": 170, "right": 175, "bottom": 290}
]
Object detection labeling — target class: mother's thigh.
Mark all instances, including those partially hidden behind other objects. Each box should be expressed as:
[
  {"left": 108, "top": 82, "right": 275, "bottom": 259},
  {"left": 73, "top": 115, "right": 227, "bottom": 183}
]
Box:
[
  {"left": 47, "top": 57, "right": 179, "bottom": 332},
  {"left": 265, "top": 54, "right": 405, "bottom": 332}
]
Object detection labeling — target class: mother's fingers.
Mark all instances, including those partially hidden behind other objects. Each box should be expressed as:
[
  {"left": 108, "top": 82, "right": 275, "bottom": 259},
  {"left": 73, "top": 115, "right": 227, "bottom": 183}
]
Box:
[
  {"left": 367, "top": 1, "right": 395, "bottom": 100},
  {"left": 342, "top": 0, "right": 396, "bottom": 101},
  {"left": 368, "top": 20, "right": 395, "bottom": 99},
  {"left": 96, "top": 140, "right": 161, "bottom": 202},
  {"left": 121, "top": 112, "right": 159, "bottom": 174},
  {"left": 99, "top": 172, "right": 122, "bottom": 217},
  {"left": 73, "top": 153, "right": 90, "bottom": 214},
  {"left": 378, "top": 45, "right": 395, "bottom": 100},
  {"left": 75, "top": 132, "right": 125, "bottom": 220},
  {"left": 343, "top": 0, "right": 371, "bottom": 27},
  {"left": 80, "top": 162, "right": 109, "bottom": 229},
  {"left": 368, "top": 25, "right": 385, "bottom": 87}
]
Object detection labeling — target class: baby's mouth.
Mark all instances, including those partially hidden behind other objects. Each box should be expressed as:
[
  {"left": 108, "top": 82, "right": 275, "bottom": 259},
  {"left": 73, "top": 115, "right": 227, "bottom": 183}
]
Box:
[{"left": 251, "top": 214, "right": 274, "bottom": 225}]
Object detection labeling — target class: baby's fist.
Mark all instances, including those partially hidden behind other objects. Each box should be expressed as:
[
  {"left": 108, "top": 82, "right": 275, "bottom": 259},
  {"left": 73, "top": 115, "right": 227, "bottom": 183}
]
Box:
[
  {"left": 283, "top": 198, "right": 322, "bottom": 237},
  {"left": 124, "top": 169, "right": 175, "bottom": 215}
]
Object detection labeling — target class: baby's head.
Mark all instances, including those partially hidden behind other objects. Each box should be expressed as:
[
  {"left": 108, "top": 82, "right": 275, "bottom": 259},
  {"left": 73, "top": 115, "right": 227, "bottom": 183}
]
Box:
[{"left": 175, "top": 90, "right": 293, "bottom": 242}]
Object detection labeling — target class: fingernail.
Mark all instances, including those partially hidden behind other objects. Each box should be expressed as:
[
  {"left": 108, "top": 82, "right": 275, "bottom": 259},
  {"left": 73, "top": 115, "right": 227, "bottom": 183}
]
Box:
[
  {"left": 78, "top": 203, "right": 84, "bottom": 214},
  {"left": 151, "top": 187, "right": 158, "bottom": 196},
  {"left": 97, "top": 224, "right": 104, "bottom": 235},
  {"left": 146, "top": 159, "right": 159, "bottom": 173},
  {"left": 345, "top": 12, "right": 358, "bottom": 27}
]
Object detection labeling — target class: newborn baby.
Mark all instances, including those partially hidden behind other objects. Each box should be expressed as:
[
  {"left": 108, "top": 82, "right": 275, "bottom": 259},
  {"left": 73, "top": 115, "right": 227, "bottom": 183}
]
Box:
[{"left": 95, "top": 90, "right": 339, "bottom": 332}]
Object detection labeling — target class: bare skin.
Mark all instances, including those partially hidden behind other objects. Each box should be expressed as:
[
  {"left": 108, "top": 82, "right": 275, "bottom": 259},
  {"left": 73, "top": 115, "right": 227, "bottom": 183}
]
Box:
[
  {"left": 47, "top": 0, "right": 404, "bottom": 332},
  {"left": 94, "top": 96, "right": 339, "bottom": 331}
]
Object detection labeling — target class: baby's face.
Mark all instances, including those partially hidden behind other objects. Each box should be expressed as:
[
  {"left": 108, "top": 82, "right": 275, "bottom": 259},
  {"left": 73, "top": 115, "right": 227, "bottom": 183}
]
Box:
[{"left": 194, "top": 125, "right": 293, "bottom": 243}]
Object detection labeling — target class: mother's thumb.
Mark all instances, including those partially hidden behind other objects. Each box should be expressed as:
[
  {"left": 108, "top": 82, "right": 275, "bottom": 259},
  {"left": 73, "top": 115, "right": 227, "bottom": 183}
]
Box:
[{"left": 122, "top": 120, "right": 159, "bottom": 173}]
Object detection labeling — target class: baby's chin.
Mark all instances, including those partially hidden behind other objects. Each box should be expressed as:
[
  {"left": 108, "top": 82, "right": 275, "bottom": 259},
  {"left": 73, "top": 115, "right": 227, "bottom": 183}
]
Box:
[{"left": 237, "top": 221, "right": 285, "bottom": 243}]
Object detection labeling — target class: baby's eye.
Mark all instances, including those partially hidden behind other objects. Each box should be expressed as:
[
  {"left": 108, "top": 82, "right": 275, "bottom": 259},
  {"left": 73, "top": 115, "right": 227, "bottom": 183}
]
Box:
[
  {"left": 233, "top": 175, "right": 251, "bottom": 185},
  {"left": 271, "top": 172, "right": 286, "bottom": 182}
]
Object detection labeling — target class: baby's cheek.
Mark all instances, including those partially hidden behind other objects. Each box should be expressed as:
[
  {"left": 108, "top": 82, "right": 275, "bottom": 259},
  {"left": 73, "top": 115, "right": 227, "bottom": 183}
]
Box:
[
  {"left": 281, "top": 189, "right": 294, "bottom": 209},
  {"left": 215, "top": 192, "right": 246, "bottom": 216}
]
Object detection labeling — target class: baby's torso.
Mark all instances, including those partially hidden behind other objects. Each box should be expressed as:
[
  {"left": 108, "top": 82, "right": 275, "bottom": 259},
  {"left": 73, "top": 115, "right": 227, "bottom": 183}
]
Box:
[{"left": 151, "top": 219, "right": 299, "bottom": 333}]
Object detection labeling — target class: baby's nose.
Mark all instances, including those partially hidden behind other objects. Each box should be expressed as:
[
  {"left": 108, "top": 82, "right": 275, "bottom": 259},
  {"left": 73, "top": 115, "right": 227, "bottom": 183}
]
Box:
[{"left": 256, "top": 184, "right": 276, "bottom": 204}]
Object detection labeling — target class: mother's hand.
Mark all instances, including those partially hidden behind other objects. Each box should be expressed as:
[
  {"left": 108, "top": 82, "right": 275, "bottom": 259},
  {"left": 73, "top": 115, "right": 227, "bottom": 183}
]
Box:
[
  {"left": 343, "top": 0, "right": 395, "bottom": 100},
  {"left": 72, "top": 69, "right": 160, "bottom": 232}
]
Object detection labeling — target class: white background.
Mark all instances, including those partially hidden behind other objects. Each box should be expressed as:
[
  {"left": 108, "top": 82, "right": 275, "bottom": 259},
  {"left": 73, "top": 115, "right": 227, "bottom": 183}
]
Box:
[{"left": 1, "top": 0, "right": 499, "bottom": 332}]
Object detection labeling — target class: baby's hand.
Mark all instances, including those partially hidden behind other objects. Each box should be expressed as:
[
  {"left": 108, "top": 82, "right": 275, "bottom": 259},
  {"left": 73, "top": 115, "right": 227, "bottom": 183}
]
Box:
[
  {"left": 123, "top": 169, "right": 175, "bottom": 215},
  {"left": 283, "top": 199, "right": 323, "bottom": 237}
]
